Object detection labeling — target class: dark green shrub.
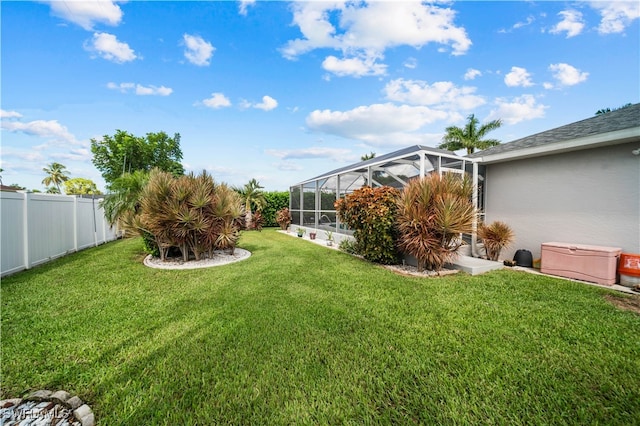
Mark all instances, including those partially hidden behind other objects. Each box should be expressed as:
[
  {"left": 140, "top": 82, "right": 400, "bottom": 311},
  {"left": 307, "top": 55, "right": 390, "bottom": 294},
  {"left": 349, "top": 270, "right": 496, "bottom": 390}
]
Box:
[
  {"left": 335, "top": 186, "right": 401, "bottom": 265},
  {"left": 141, "top": 230, "right": 160, "bottom": 257},
  {"left": 262, "top": 191, "right": 289, "bottom": 227}
]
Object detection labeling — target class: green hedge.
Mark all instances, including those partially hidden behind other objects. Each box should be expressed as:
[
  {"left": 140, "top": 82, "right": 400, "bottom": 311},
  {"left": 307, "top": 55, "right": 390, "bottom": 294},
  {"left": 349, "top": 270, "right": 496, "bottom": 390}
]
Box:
[{"left": 262, "top": 191, "right": 290, "bottom": 227}]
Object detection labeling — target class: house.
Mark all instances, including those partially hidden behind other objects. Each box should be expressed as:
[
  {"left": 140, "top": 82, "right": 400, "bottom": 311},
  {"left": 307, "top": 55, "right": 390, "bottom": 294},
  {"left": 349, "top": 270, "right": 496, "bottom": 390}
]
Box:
[
  {"left": 290, "top": 103, "right": 640, "bottom": 260},
  {"left": 467, "top": 103, "right": 640, "bottom": 260}
]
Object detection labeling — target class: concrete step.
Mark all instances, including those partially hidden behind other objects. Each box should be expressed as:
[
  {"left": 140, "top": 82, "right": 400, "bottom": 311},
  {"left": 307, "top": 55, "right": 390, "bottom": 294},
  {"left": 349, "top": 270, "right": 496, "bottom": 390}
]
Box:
[
  {"left": 457, "top": 243, "right": 485, "bottom": 257},
  {"left": 448, "top": 255, "right": 503, "bottom": 276}
]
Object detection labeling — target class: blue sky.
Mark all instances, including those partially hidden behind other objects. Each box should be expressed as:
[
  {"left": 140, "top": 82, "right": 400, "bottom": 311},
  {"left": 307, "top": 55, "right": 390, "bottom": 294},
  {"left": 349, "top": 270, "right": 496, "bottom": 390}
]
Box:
[{"left": 2, "top": 0, "right": 639, "bottom": 192}]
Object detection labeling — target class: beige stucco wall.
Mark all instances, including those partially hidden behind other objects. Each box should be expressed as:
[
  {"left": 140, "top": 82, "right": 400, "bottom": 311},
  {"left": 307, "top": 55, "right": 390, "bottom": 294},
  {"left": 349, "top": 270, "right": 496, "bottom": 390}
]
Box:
[{"left": 483, "top": 141, "right": 640, "bottom": 261}]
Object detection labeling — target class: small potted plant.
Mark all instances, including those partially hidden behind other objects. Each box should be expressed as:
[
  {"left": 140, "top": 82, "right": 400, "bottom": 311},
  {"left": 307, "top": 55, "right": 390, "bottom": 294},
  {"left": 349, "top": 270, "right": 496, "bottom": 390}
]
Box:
[
  {"left": 296, "top": 228, "right": 305, "bottom": 238},
  {"left": 325, "top": 230, "right": 334, "bottom": 246},
  {"left": 309, "top": 231, "right": 317, "bottom": 240}
]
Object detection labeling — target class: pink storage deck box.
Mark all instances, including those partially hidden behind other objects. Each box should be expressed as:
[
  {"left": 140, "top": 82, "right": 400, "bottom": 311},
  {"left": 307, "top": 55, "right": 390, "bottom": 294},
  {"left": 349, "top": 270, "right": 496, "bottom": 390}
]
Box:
[{"left": 541, "top": 242, "right": 621, "bottom": 286}]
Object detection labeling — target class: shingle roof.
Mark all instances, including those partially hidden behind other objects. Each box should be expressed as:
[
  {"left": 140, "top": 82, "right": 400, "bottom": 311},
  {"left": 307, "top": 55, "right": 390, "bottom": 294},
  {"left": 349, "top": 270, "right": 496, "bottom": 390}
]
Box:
[{"left": 467, "top": 103, "right": 640, "bottom": 159}]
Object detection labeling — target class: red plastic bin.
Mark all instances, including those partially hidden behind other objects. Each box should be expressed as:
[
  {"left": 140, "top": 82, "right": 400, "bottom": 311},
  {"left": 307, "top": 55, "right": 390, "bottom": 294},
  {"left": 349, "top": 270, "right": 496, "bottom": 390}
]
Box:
[
  {"left": 619, "top": 253, "right": 640, "bottom": 276},
  {"left": 619, "top": 253, "right": 640, "bottom": 287}
]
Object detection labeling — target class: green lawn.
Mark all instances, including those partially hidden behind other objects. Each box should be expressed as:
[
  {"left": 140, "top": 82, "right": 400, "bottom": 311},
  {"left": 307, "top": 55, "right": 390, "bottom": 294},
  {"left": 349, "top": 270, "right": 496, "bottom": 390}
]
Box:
[{"left": 2, "top": 229, "right": 639, "bottom": 425}]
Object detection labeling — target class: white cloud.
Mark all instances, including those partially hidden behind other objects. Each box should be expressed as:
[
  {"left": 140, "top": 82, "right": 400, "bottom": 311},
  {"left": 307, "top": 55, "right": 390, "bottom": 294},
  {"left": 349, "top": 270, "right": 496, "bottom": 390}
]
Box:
[
  {"left": 504, "top": 66, "right": 534, "bottom": 87},
  {"left": 322, "top": 53, "right": 387, "bottom": 77},
  {"left": 550, "top": 10, "right": 585, "bottom": 38},
  {"left": 241, "top": 95, "right": 278, "bottom": 111},
  {"left": 590, "top": 1, "right": 640, "bottom": 34},
  {"left": 0, "top": 147, "right": 47, "bottom": 163},
  {"left": 274, "top": 161, "right": 303, "bottom": 171},
  {"left": 239, "top": 0, "right": 256, "bottom": 16},
  {"left": 85, "top": 32, "right": 137, "bottom": 63},
  {"left": 498, "top": 15, "right": 535, "bottom": 33},
  {"left": 51, "top": 148, "right": 92, "bottom": 162},
  {"left": 281, "top": 1, "right": 471, "bottom": 76},
  {"left": 384, "top": 78, "right": 485, "bottom": 110},
  {"left": 513, "top": 16, "right": 535, "bottom": 30},
  {"left": 305, "top": 103, "right": 458, "bottom": 145},
  {"left": 266, "top": 147, "right": 354, "bottom": 162},
  {"left": 183, "top": 34, "right": 215, "bottom": 66},
  {"left": 1, "top": 117, "right": 80, "bottom": 145},
  {"left": 107, "top": 82, "right": 172, "bottom": 96},
  {"left": 403, "top": 57, "right": 417, "bottom": 69},
  {"left": 464, "top": 68, "right": 482, "bottom": 80},
  {"left": 548, "top": 63, "right": 589, "bottom": 87},
  {"left": 107, "top": 82, "right": 134, "bottom": 92},
  {"left": 44, "top": 0, "right": 123, "bottom": 30},
  {"left": 487, "top": 95, "right": 547, "bottom": 125},
  {"left": 201, "top": 93, "right": 232, "bottom": 109},
  {"left": 135, "top": 85, "right": 173, "bottom": 96},
  {"left": 1, "top": 110, "right": 23, "bottom": 119},
  {"left": 254, "top": 95, "right": 278, "bottom": 111}
]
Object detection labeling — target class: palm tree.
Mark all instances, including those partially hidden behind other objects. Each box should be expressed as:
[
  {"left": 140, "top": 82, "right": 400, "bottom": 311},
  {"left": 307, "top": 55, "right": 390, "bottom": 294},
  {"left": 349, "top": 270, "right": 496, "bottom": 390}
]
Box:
[
  {"left": 238, "top": 178, "right": 266, "bottom": 229},
  {"left": 438, "top": 114, "right": 502, "bottom": 155},
  {"left": 101, "top": 170, "right": 149, "bottom": 229},
  {"left": 42, "top": 162, "right": 70, "bottom": 193},
  {"left": 361, "top": 152, "right": 376, "bottom": 161}
]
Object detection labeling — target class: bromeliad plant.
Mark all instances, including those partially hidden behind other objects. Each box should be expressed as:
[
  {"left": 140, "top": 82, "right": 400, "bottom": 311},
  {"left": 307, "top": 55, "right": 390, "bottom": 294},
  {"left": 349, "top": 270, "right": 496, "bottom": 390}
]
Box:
[
  {"left": 276, "top": 208, "right": 292, "bottom": 231},
  {"left": 478, "top": 221, "right": 514, "bottom": 261},
  {"left": 135, "top": 169, "right": 245, "bottom": 261},
  {"left": 397, "top": 173, "right": 476, "bottom": 271}
]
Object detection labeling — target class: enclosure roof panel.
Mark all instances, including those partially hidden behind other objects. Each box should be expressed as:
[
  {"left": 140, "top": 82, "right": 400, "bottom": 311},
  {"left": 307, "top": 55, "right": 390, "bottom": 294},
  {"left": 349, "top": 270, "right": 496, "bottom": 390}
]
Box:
[{"left": 294, "top": 145, "right": 461, "bottom": 186}]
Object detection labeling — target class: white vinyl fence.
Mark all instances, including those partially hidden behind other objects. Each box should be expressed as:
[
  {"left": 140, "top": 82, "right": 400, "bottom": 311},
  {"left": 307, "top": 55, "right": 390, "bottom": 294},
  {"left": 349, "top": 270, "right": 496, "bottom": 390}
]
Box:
[{"left": 1, "top": 191, "right": 120, "bottom": 277}]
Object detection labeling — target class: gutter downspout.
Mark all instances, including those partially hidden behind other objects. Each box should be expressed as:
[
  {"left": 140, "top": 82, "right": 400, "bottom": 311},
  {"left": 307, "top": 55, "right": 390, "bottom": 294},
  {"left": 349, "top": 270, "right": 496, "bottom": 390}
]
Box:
[{"left": 471, "top": 161, "right": 480, "bottom": 258}]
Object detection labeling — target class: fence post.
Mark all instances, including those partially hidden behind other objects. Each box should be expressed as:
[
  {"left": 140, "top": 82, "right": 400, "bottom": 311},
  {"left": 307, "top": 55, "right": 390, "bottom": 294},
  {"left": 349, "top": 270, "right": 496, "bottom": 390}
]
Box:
[
  {"left": 73, "top": 195, "right": 78, "bottom": 252},
  {"left": 22, "top": 192, "right": 30, "bottom": 270}
]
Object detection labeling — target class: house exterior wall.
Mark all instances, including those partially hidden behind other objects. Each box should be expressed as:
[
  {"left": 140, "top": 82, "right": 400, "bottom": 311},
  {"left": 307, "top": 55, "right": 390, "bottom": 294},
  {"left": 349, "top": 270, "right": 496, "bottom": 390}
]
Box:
[{"left": 483, "top": 142, "right": 640, "bottom": 261}]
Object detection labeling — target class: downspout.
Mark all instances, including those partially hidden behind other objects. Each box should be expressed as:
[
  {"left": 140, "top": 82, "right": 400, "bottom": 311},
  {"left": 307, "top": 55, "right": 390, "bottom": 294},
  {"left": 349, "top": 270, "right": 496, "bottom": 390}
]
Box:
[{"left": 471, "top": 161, "right": 480, "bottom": 258}]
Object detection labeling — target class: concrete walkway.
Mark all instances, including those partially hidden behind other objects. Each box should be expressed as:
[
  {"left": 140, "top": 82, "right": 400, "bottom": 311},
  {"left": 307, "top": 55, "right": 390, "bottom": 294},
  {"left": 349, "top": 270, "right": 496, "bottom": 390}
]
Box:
[{"left": 448, "top": 255, "right": 503, "bottom": 275}]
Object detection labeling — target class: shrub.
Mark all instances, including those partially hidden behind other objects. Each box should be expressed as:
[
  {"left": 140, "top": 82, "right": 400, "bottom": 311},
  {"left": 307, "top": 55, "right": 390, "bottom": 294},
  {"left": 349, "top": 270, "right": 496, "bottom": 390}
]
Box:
[
  {"left": 141, "top": 230, "right": 160, "bottom": 257},
  {"left": 137, "top": 169, "right": 244, "bottom": 261},
  {"left": 335, "top": 186, "right": 401, "bottom": 265},
  {"left": 397, "top": 173, "right": 476, "bottom": 271},
  {"left": 276, "top": 207, "right": 292, "bottom": 230},
  {"left": 478, "top": 221, "right": 514, "bottom": 261},
  {"left": 338, "top": 239, "right": 358, "bottom": 255},
  {"left": 262, "top": 191, "right": 289, "bottom": 227},
  {"left": 251, "top": 211, "right": 264, "bottom": 231}
]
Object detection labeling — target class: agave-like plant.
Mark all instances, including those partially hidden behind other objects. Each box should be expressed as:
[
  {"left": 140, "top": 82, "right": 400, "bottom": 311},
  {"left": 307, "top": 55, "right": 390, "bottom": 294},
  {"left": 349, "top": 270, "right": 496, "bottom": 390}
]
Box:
[
  {"left": 138, "top": 169, "right": 176, "bottom": 260},
  {"left": 478, "top": 221, "right": 514, "bottom": 261},
  {"left": 137, "top": 169, "right": 243, "bottom": 261},
  {"left": 212, "top": 184, "right": 244, "bottom": 254},
  {"left": 397, "top": 173, "right": 476, "bottom": 271}
]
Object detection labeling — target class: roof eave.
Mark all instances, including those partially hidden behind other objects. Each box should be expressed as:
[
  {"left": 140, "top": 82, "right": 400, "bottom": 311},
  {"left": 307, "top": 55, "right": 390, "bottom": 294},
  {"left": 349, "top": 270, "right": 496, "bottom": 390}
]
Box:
[{"left": 472, "top": 126, "right": 640, "bottom": 165}]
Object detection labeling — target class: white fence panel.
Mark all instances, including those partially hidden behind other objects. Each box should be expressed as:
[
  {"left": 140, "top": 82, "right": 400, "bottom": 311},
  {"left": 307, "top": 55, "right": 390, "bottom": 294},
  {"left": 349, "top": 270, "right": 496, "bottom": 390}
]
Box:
[
  {"left": 76, "top": 197, "right": 98, "bottom": 250},
  {"left": 1, "top": 192, "right": 119, "bottom": 277},
  {"left": 1, "top": 192, "right": 27, "bottom": 276},
  {"left": 28, "top": 193, "right": 76, "bottom": 268}
]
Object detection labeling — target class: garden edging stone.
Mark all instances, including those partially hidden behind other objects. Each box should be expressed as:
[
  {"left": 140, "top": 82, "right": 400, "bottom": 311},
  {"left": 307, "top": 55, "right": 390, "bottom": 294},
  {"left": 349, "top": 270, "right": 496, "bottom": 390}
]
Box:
[{"left": 0, "top": 389, "right": 94, "bottom": 426}]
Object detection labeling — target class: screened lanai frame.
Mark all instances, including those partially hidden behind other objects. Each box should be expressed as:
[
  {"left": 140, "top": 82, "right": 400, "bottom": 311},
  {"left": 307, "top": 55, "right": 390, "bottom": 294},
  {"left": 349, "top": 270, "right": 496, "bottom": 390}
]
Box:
[{"left": 289, "top": 145, "right": 485, "bottom": 236}]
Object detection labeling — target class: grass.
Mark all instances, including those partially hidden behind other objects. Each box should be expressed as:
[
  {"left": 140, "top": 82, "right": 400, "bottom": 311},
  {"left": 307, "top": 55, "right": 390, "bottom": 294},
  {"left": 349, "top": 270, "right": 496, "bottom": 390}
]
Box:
[{"left": 2, "top": 229, "right": 639, "bottom": 425}]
